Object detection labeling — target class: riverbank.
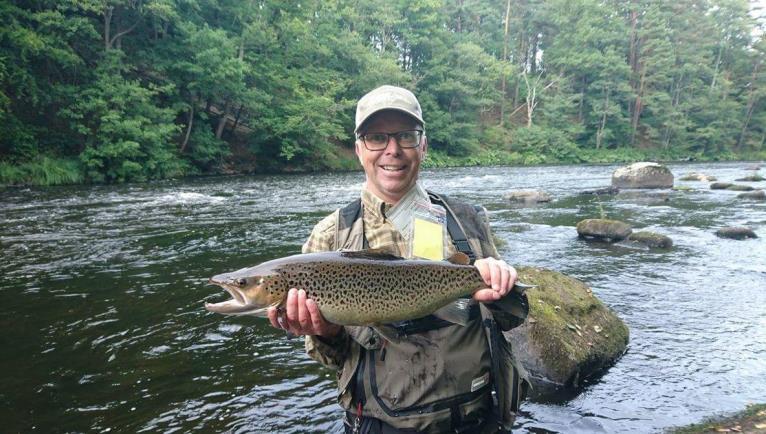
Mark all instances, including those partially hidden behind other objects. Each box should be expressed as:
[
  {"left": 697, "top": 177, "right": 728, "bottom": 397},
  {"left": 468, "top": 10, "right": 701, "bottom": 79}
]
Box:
[
  {"left": 668, "top": 404, "right": 766, "bottom": 433},
  {"left": 1, "top": 147, "right": 764, "bottom": 187}
]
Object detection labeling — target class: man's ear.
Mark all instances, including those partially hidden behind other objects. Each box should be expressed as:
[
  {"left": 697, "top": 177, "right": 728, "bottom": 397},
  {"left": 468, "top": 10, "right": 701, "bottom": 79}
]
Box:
[
  {"left": 421, "top": 135, "right": 428, "bottom": 156},
  {"left": 354, "top": 140, "right": 363, "bottom": 162}
]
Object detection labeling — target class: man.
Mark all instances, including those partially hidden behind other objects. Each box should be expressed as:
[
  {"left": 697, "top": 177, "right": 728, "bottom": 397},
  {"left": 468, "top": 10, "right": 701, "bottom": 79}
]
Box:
[{"left": 268, "top": 85, "right": 527, "bottom": 433}]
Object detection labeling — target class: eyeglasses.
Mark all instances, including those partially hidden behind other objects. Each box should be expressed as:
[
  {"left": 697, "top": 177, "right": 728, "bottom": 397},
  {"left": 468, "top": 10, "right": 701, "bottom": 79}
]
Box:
[{"left": 357, "top": 130, "right": 424, "bottom": 151}]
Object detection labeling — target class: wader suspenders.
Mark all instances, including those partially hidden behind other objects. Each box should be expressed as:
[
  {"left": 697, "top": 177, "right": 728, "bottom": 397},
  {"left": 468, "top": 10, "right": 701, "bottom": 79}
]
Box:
[{"left": 338, "top": 195, "right": 509, "bottom": 433}]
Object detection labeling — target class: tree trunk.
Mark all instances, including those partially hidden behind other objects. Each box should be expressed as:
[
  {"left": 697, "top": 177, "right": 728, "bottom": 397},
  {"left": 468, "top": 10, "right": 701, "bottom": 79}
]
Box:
[
  {"left": 631, "top": 68, "right": 645, "bottom": 146},
  {"left": 180, "top": 104, "right": 194, "bottom": 153},
  {"left": 596, "top": 86, "right": 610, "bottom": 149},
  {"left": 711, "top": 41, "right": 724, "bottom": 91},
  {"left": 500, "top": 0, "right": 512, "bottom": 126},
  {"left": 216, "top": 100, "right": 230, "bottom": 139},
  {"left": 104, "top": 6, "right": 113, "bottom": 50},
  {"left": 231, "top": 104, "right": 244, "bottom": 133},
  {"left": 736, "top": 60, "right": 761, "bottom": 149}
]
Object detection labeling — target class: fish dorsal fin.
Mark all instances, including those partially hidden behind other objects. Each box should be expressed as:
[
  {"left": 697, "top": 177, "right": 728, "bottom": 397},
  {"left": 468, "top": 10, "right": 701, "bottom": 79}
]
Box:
[
  {"left": 339, "top": 248, "right": 405, "bottom": 261},
  {"left": 446, "top": 252, "right": 471, "bottom": 265},
  {"left": 432, "top": 298, "right": 472, "bottom": 326}
]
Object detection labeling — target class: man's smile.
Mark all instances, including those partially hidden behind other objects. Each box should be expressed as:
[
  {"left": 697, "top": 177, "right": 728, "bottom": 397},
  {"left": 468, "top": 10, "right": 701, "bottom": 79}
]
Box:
[{"left": 380, "top": 164, "right": 407, "bottom": 172}]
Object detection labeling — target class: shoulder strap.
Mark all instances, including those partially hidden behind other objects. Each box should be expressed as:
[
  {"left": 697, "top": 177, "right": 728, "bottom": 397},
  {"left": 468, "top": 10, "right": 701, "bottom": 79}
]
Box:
[
  {"left": 337, "top": 198, "right": 368, "bottom": 250},
  {"left": 339, "top": 198, "right": 362, "bottom": 230},
  {"left": 427, "top": 191, "right": 477, "bottom": 263}
]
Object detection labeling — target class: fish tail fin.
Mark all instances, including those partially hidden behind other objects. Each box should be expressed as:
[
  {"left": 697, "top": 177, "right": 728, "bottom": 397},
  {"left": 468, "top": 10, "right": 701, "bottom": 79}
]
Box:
[{"left": 433, "top": 298, "right": 472, "bottom": 326}]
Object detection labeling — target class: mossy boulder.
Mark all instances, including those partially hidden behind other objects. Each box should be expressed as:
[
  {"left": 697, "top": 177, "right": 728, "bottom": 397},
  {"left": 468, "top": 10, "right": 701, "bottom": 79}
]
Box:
[
  {"left": 738, "top": 190, "right": 766, "bottom": 200},
  {"left": 576, "top": 219, "right": 632, "bottom": 242},
  {"left": 727, "top": 184, "right": 755, "bottom": 191},
  {"left": 579, "top": 186, "right": 620, "bottom": 196},
  {"left": 735, "top": 175, "right": 764, "bottom": 182},
  {"left": 612, "top": 162, "right": 674, "bottom": 189},
  {"left": 710, "top": 182, "right": 733, "bottom": 190},
  {"left": 505, "top": 267, "right": 629, "bottom": 396},
  {"left": 504, "top": 190, "right": 552, "bottom": 204},
  {"left": 680, "top": 172, "right": 717, "bottom": 182},
  {"left": 627, "top": 231, "right": 673, "bottom": 249},
  {"left": 715, "top": 226, "right": 758, "bottom": 240}
]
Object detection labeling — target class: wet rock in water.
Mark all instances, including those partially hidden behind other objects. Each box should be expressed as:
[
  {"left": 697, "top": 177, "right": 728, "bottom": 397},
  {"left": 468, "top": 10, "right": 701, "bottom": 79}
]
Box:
[
  {"left": 576, "top": 219, "right": 632, "bottom": 242},
  {"left": 710, "top": 182, "right": 733, "bottom": 190},
  {"left": 505, "top": 267, "right": 629, "bottom": 397},
  {"left": 504, "top": 190, "right": 552, "bottom": 204},
  {"left": 745, "top": 164, "right": 763, "bottom": 170},
  {"left": 627, "top": 231, "right": 673, "bottom": 249},
  {"left": 738, "top": 190, "right": 766, "bottom": 200},
  {"left": 735, "top": 174, "right": 765, "bottom": 182},
  {"left": 679, "top": 172, "right": 717, "bottom": 182},
  {"left": 611, "top": 162, "right": 674, "bottom": 189},
  {"left": 715, "top": 226, "right": 758, "bottom": 240},
  {"left": 579, "top": 186, "right": 620, "bottom": 196},
  {"left": 727, "top": 184, "right": 755, "bottom": 191}
]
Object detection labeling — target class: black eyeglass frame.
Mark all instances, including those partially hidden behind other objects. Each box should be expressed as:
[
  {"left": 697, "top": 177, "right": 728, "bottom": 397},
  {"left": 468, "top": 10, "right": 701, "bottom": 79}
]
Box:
[{"left": 356, "top": 129, "right": 425, "bottom": 151}]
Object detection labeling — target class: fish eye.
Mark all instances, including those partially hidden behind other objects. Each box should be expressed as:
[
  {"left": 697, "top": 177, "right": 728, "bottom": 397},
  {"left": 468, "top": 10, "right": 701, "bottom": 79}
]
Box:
[{"left": 237, "top": 278, "right": 247, "bottom": 286}]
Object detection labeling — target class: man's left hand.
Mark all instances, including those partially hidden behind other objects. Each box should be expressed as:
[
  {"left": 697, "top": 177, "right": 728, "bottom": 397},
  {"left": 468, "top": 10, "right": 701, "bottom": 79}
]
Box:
[{"left": 473, "top": 257, "right": 517, "bottom": 302}]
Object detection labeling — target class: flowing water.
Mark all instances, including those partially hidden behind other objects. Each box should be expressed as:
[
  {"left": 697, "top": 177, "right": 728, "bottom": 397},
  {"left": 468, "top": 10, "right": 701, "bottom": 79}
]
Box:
[{"left": 1, "top": 162, "right": 764, "bottom": 433}]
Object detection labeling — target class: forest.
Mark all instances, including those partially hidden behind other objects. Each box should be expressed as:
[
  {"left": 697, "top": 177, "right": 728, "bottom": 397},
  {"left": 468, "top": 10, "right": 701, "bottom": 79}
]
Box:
[{"left": 1, "top": 0, "right": 765, "bottom": 185}]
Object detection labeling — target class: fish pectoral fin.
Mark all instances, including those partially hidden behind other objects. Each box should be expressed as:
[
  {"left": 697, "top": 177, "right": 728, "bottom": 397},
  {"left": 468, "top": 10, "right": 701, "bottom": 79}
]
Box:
[
  {"left": 433, "top": 298, "right": 472, "bottom": 326},
  {"left": 339, "top": 249, "right": 405, "bottom": 261},
  {"left": 445, "top": 252, "right": 471, "bottom": 265}
]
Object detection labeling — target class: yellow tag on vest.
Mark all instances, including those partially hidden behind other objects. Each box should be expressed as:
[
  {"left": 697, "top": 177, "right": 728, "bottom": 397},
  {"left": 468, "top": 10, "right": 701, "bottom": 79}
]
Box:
[{"left": 412, "top": 217, "right": 443, "bottom": 260}]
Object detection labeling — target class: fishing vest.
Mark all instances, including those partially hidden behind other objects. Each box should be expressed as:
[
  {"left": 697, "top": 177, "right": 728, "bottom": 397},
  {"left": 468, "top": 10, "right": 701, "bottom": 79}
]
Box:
[{"left": 332, "top": 191, "right": 528, "bottom": 433}]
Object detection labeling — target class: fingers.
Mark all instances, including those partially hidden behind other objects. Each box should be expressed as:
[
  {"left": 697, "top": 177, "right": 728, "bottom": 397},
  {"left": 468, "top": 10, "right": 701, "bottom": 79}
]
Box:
[
  {"left": 297, "top": 289, "right": 310, "bottom": 331},
  {"left": 268, "top": 288, "right": 340, "bottom": 338},
  {"left": 473, "top": 258, "right": 517, "bottom": 301},
  {"left": 267, "top": 306, "right": 280, "bottom": 329},
  {"left": 307, "top": 299, "right": 325, "bottom": 332}
]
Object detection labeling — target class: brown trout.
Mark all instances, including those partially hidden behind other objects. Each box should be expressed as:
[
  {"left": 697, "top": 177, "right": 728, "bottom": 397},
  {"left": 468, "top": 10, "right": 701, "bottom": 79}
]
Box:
[{"left": 205, "top": 250, "right": 530, "bottom": 326}]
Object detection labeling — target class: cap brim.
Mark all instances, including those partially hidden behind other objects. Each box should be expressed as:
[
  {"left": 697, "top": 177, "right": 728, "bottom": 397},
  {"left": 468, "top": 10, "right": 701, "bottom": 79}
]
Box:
[{"left": 355, "top": 108, "right": 425, "bottom": 134}]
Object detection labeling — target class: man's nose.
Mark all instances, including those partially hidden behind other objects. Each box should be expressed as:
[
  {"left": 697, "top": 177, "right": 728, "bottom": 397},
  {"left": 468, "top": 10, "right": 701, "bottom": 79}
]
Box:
[{"left": 383, "top": 134, "right": 402, "bottom": 154}]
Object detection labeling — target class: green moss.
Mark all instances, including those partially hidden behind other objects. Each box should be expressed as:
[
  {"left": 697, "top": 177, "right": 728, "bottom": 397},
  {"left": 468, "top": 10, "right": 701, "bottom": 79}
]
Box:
[
  {"left": 668, "top": 403, "right": 766, "bottom": 433},
  {"left": 517, "top": 266, "right": 629, "bottom": 384}
]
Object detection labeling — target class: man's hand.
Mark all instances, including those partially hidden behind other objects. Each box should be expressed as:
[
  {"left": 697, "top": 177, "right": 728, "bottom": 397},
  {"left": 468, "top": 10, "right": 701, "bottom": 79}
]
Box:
[
  {"left": 267, "top": 288, "right": 342, "bottom": 338},
  {"left": 472, "top": 257, "right": 517, "bottom": 303}
]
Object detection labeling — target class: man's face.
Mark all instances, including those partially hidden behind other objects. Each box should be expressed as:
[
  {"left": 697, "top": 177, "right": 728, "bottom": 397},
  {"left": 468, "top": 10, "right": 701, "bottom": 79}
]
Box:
[{"left": 355, "top": 110, "right": 427, "bottom": 205}]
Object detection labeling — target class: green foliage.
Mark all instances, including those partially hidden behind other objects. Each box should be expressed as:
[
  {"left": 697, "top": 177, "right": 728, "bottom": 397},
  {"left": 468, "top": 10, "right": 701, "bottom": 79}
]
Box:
[
  {"left": 0, "top": 157, "right": 83, "bottom": 186},
  {"left": 0, "top": 0, "right": 764, "bottom": 185},
  {"left": 61, "top": 54, "right": 182, "bottom": 183}
]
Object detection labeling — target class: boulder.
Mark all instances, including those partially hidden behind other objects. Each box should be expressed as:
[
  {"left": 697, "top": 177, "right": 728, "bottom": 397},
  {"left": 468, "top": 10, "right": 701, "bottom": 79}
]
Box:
[
  {"left": 679, "top": 172, "right": 717, "bottom": 182},
  {"left": 715, "top": 227, "right": 758, "bottom": 240},
  {"left": 627, "top": 231, "right": 673, "bottom": 249},
  {"left": 735, "top": 175, "right": 765, "bottom": 182},
  {"left": 710, "top": 182, "right": 733, "bottom": 190},
  {"left": 579, "top": 186, "right": 620, "bottom": 196},
  {"left": 611, "top": 162, "right": 674, "bottom": 189},
  {"left": 745, "top": 164, "right": 762, "bottom": 170},
  {"left": 506, "top": 267, "right": 629, "bottom": 395},
  {"left": 738, "top": 190, "right": 766, "bottom": 200},
  {"left": 576, "top": 219, "right": 632, "bottom": 242},
  {"left": 504, "top": 190, "right": 552, "bottom": 204},
  {"left": 727, "top": 184, "right": 755, "bottom": 191}
]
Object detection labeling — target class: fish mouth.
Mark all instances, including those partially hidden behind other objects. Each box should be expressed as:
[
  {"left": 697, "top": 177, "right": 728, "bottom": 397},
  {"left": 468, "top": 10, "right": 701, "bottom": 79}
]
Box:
[{"left": 205, "top": 279, "right": 270, "bottom": 317}]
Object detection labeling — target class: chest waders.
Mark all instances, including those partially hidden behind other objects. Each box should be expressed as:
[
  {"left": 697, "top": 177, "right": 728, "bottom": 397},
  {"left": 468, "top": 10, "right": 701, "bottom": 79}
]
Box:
[{"left": 337, "top": 192, "right": 526, "bottom": 434}]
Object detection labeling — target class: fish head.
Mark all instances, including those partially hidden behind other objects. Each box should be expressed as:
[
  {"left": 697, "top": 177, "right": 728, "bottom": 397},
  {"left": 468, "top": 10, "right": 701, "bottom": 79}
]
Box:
[{"left": 205, "top": 268, "right": 287, "bottom": 317}]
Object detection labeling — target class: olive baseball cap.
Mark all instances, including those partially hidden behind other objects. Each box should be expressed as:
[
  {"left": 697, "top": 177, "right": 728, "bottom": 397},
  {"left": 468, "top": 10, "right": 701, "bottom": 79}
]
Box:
[{"left": 354, "top": 85, "right": 425, "bottom": 133}]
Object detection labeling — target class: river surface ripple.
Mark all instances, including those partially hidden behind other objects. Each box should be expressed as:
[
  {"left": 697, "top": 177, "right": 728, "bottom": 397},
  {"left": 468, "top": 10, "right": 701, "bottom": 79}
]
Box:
[{"left": 1, "top": 162, "right": 764, "bottom": 433}]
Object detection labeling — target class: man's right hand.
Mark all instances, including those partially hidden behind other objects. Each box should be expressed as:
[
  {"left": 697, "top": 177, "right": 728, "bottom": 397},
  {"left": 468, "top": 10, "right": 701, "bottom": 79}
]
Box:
[{"left": 267, "top": 288, "right": 342, "bottom": 338}]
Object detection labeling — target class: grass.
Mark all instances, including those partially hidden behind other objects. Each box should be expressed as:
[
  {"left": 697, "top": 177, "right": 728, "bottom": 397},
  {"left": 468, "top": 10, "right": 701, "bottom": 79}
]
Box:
[{"left": 0, "top": 157, "right": 84, "bottom": 186}]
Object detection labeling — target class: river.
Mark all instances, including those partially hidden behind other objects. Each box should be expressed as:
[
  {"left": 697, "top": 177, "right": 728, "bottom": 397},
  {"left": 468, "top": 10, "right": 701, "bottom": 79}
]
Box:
[{"left": 1, "top": 162, "right": 764, "bottom": 433}]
